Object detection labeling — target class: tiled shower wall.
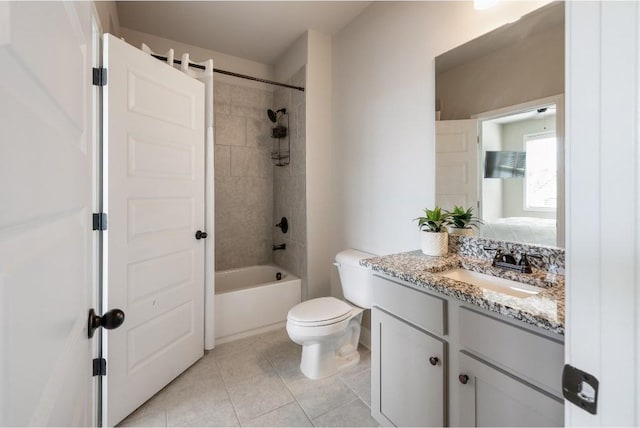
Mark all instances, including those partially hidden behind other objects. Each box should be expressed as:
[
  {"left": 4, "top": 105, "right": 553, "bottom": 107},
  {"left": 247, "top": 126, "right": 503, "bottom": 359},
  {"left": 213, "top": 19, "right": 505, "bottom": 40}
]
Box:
[
  {"left": 273, "top": 67, "right": 308, "bottom": 297},
  {"left": 214, "top": 82, "right": 274, "bottom": 270}
]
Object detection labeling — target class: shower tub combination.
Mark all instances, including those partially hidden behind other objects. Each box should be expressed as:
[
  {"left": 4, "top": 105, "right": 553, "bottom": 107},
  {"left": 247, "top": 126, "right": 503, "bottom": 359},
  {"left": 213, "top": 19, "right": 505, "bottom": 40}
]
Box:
[{"left": 215, "top": 265, "right": 301, "bottom": 344}]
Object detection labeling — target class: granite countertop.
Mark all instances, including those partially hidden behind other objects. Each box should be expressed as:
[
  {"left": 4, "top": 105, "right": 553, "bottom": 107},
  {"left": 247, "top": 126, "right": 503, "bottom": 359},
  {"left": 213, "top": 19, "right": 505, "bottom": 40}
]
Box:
[{"left": 361, "top": 250, "right": 565, "bottom": 335}]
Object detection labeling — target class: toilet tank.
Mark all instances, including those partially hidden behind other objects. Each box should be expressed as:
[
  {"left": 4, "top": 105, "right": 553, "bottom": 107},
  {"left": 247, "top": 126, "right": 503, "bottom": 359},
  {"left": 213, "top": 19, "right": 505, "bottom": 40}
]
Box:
[{"left": 335, "top": 249, "right": 375, "bottom": 309}]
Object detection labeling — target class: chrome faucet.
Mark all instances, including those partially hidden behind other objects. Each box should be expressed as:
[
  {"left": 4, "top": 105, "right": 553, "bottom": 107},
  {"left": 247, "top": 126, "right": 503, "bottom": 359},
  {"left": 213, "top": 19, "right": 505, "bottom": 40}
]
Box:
[{"left": 483, "top": 247, "right": 542, "bottom": 273}]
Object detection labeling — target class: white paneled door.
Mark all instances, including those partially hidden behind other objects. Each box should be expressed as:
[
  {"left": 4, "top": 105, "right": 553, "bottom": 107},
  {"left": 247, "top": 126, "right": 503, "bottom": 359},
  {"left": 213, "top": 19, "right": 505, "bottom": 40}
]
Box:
[
  {"left": 102, "top": 35, "right": 205, "bottom": 426},
  {"left": 0, "top": 2, "right": 96, "bottom": 426},
  {"left": 435, "top": 119, "right": 479, "bottom": 212}
]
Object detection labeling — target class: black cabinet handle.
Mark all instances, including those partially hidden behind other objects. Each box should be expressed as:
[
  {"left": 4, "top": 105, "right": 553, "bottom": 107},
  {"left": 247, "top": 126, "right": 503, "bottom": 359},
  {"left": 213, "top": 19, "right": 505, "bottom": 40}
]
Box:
[
  {"left": 429, "top": 356, "right": 439, "bottom": 366},
  {"left": 195, "top": 230, "right": 208, "bottom": 240},
  {"left": 459, "top": 374, "right": 470, "bottom": 384}
]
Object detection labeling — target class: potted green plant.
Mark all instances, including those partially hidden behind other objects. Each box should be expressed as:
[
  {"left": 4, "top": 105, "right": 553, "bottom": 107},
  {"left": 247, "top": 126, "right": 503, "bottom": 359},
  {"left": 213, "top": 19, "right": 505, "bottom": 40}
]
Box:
[
  {"left": 446, "top": 206, "right": 483, "bottom": 236},
  {"left": 415, "top": 206, "right": 450, "bottom": 256}
]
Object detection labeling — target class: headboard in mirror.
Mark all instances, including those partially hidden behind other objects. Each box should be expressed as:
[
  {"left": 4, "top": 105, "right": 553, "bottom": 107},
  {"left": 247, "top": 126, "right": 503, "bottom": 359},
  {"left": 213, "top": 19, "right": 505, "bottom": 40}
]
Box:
[{"left": 435, "top": 1, "right": 564, "bottom": 248}]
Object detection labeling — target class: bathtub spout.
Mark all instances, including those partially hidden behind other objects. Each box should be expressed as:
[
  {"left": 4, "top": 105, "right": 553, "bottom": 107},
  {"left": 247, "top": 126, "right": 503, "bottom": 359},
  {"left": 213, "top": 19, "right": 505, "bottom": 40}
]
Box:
[{"left": 273, "top": 244, "right": 286, "bottom": 251}]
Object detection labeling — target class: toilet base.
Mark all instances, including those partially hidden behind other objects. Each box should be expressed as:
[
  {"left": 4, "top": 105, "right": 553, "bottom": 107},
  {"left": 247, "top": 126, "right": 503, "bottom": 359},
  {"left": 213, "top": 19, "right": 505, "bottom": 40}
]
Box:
[{"left": 298, "top": 315, "right": 363, "bottom": 379}]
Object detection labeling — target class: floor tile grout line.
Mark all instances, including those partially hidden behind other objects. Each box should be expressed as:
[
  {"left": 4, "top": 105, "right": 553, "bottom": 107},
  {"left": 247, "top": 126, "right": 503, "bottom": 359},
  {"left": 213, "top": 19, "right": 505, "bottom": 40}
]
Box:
[
  {"left": 338, "top": 370, "right": 372, "bottom": 409},
  {"left": 133, "top": 329, "right": 372, "bottom": 428},
  {"left": 261, "top": 331, "right": 373, "bottom": 425},
  {"left": 224, "top": 340, "right": 297, "bottom": 426},
  {"left": 264, "top": 348, "right": 316, "bottom": 426},
  {"left": 310, "top": 396, "right": 367, "bottom": 424},
  {"left": 241, "top": 399, "right": 297, "bottom": 427},
  {"left": 212, "top": 355, "right": 243, "bottom": 427}
]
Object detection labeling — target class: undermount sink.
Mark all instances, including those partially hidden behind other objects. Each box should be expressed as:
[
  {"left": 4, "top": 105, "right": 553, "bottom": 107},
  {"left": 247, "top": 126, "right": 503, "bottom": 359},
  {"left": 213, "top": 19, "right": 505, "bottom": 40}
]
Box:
[{"left": 437, "top": 268, "right": 545, "bottom": 298}]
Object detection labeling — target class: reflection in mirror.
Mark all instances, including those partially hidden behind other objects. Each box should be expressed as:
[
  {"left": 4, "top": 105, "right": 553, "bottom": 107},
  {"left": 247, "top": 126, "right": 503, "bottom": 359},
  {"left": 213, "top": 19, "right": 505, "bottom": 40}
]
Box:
[
  {"left": 435, "top": 2, "right": 564, "bottom": 248},
  {"left": 478, "top": 101, "right": 560, "bottom": 247}
]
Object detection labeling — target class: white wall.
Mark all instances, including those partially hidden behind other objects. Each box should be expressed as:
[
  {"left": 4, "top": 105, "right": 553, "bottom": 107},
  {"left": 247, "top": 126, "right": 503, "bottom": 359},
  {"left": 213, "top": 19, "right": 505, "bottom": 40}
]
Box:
[
  {"left": 93, "top": 1, "right": 120, "bottom": 35},
  {"left": 331, "top": 1, "right": 552, "bottom": 257},
  {"left": 274, "top": 32, "right": 308, "bottom": 83},
  {"left": 273, "top": 29, "right": 334, "bottom": 301},
  {"left": 436, "top": 24, "right": 564, "bottom": 120},
  {"left": 305, "top": 30, "right": 333, "bottom": 299},
  {"left": 119, "top": 27, "right": 274, "bottom": 90}
]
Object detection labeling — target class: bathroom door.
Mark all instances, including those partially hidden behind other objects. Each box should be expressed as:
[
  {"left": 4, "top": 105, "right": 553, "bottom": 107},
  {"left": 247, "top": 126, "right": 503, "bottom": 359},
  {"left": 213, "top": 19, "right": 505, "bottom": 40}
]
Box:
[
  {"left": 435, "top": 119, "right": 479, "bottom": 212},
  {"left": 0, "top": 2, "right": 97, "bottom": 425},
  {"left": 102, "top": 34, "right": 205, "bottom": 426}
]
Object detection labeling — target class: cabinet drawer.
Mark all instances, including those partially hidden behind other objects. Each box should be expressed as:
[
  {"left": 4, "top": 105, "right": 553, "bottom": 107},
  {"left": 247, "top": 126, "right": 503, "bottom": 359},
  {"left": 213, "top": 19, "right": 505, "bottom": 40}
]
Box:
[
  {"left": 459, "top": 307, "right": 564, "bottom": 396},
  {"left": 372, "top": 275, "right": 446, "bottom": 336}
]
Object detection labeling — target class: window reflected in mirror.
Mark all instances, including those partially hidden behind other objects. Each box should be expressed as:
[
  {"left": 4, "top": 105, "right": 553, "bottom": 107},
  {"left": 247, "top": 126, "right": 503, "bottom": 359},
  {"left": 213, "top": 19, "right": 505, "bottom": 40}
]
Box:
[{"left": 477, "top": 104, "right": 559, "bottom": 247}]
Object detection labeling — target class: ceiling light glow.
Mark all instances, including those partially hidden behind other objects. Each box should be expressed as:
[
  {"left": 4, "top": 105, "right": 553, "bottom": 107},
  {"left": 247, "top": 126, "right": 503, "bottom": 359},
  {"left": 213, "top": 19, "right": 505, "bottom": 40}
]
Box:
[{"left": 474, "top": 0, "right": 500, "bottom": 10}]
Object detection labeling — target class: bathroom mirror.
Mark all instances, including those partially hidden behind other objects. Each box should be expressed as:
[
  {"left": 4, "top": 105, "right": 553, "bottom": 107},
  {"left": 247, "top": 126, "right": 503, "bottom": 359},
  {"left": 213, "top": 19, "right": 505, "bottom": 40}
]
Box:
[{"left": 434, "top": 2, "right": 564, "bottom": 248}]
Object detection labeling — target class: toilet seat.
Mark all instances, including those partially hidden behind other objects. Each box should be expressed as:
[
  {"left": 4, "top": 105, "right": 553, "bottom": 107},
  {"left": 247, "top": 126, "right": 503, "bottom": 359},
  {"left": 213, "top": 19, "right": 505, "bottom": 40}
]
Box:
[{"left": 287, "top": 297, "right": 353, "bottom": 327}]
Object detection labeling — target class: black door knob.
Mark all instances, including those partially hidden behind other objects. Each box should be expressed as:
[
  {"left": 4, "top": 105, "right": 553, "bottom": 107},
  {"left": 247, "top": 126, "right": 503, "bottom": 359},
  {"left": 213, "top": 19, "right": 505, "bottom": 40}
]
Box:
[
  {"left": 459, "top": 374, "right": 470, "bottom": 384},
  {"left": 195, "top": 230, "right": 208, "bottom": 240},
  {"left": 429, "top": 356, "right": 439, "bottom": 366},
  {"left": 88, "top": 308, "right": 125, "bottom": 338}
]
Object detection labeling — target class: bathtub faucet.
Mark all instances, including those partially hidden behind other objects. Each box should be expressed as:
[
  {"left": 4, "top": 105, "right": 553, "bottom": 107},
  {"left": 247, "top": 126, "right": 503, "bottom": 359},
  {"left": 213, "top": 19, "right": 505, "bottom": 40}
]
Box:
[{"left": 273, "top": 244, "right": 286, "bottom": 251}]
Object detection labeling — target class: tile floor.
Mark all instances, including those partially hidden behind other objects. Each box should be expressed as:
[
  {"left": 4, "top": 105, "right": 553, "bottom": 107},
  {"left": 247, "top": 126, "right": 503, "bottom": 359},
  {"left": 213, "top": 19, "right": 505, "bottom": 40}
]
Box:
[{"left": 118, "top": 328, "right": 378, "bottom": 427}]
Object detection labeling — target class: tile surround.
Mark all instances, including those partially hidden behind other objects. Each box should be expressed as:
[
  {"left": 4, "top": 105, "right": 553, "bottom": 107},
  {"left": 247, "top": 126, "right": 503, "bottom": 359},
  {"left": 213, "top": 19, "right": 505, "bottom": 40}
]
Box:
[
  {"left": 214, "top": 70, "right": 308, "bottom": 279},
  {"left": 214, "top": 82, "right": 274, "bottom": 270},
  {"left": 273, "top": 66, "right": 308, "bottom": 298}
]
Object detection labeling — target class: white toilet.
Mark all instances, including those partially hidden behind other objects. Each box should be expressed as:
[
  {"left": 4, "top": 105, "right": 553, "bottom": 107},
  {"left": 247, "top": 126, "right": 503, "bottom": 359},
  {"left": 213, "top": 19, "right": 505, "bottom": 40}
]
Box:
[{"left": 286, "top": 249, "right": 374, "bottom": 379}]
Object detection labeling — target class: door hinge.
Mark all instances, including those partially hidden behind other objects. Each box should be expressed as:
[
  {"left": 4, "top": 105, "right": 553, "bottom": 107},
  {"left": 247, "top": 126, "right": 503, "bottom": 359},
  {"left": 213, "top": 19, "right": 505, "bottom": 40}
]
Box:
[
  {"left": 92, "top": 67, "right": 107, "bottom": 86},
  {"left": 93, "top": 358, "right": 106, "bottom": 376},
  {"left": 92, "top": 213, "right": 108, "bottom": 231}
]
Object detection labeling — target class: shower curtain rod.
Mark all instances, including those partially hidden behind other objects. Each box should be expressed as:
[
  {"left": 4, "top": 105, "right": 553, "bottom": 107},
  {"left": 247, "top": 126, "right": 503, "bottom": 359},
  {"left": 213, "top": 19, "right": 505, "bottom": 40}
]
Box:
[{"left": 150, "top": 54, "right": 305, "bottom": 92}]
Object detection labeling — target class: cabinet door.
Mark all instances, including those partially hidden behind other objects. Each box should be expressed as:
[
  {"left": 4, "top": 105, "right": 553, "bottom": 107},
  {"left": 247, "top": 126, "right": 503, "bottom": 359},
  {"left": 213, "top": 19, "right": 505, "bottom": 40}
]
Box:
[
  {"left": 372, "top": 308, "right": 445, "bottom": 427},
  {"left": 458, "top": 353, "right": 563, "bottom": 427}
]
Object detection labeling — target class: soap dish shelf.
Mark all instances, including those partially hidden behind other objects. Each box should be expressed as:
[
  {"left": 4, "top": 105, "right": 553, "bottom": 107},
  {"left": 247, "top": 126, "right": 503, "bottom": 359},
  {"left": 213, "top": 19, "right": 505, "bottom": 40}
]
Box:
[{"left": 270, "top": 112, "right": 290, "bottom": 167}]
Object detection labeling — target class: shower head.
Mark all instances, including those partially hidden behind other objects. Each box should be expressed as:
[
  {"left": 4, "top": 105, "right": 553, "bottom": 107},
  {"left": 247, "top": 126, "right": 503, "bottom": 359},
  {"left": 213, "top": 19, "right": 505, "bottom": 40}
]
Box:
[{"left": 267, "top": 108, "right": 287, "bottom": 123}]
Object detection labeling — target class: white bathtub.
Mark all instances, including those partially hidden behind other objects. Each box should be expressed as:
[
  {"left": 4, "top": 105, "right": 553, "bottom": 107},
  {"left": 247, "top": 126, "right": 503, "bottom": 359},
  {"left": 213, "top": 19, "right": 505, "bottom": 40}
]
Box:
[{"left": 215, "top": 265, "right": 301, "bottom": 344}]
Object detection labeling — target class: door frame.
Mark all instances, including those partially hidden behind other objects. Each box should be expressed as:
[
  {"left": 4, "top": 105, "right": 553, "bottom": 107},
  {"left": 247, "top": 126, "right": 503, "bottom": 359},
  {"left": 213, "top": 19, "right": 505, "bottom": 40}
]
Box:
[
  {"left": 90, "top": 4, "right": 105, "bottom": 427},
  {"left": 472, "top": 94, "right": 565, "bottom": 248},
  {"left": 565, "top": 1, "right": 640, "bottom": 425}
]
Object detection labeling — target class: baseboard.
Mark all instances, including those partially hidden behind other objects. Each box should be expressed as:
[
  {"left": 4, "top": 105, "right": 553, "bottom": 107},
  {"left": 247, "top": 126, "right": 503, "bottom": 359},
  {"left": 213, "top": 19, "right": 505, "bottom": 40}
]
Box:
[
  {"left": 214, "top": 321, "right": 287, "bottom": 346},
  {"left": 359, "top": 326, "right": 371, "bottom": 350}
]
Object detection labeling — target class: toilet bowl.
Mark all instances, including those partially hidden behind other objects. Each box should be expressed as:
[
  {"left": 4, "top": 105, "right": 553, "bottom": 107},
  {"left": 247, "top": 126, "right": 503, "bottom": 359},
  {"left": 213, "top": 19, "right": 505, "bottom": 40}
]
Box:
[{"left": 286, "top": 249, "right": 374, "bottom": 379}]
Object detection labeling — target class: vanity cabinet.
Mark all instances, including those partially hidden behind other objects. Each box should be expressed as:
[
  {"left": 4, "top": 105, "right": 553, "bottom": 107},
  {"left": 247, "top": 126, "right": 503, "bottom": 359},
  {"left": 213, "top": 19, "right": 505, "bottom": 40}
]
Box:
[
  {"left": 458, "top": 352, "right": 564, "bottom": 427},
  {"left": 370, "top": 274, "right": 564, "bottom": 427},
  {"left": 372, "top": 308, "right": 446, "bottom": 427}
]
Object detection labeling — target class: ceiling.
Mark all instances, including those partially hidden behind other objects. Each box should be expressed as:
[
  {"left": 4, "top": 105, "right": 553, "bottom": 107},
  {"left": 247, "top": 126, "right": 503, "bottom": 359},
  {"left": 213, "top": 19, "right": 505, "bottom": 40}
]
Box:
[
  {"left": 436, "top": 1, "right": 564, "bottom": 74},
  {"left": 117, "top": 1, "right": 371, "bottom": 65},
  {"left": 486, "top": 106, "right": 556, "bottom": 125}
]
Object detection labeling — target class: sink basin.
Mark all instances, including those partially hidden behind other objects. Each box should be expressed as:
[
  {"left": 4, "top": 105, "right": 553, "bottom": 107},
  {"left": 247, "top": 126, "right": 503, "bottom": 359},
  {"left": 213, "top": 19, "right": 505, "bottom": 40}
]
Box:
[{"left": 437, "top": 268, "right": 545, "bottom": 298}]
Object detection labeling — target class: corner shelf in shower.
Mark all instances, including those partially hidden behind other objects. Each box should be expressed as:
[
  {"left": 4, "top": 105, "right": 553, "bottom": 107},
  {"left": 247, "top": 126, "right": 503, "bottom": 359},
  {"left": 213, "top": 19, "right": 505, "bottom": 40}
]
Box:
[{"left": 271, "top": 123, "right": 290, "bottom": 167}]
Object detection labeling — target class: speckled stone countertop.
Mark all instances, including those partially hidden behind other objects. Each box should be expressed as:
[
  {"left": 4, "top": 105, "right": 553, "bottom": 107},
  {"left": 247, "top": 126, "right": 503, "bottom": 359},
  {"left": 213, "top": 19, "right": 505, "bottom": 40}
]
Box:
[{"left": 361, "top": 248, "right": 565, "bottom": 335}]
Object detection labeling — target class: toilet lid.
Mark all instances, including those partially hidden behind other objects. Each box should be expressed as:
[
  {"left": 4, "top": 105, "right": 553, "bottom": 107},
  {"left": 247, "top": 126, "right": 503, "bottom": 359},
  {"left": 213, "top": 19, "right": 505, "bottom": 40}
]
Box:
[{"left": 288, "top": 297, "right": 352, "bottom": 325}]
